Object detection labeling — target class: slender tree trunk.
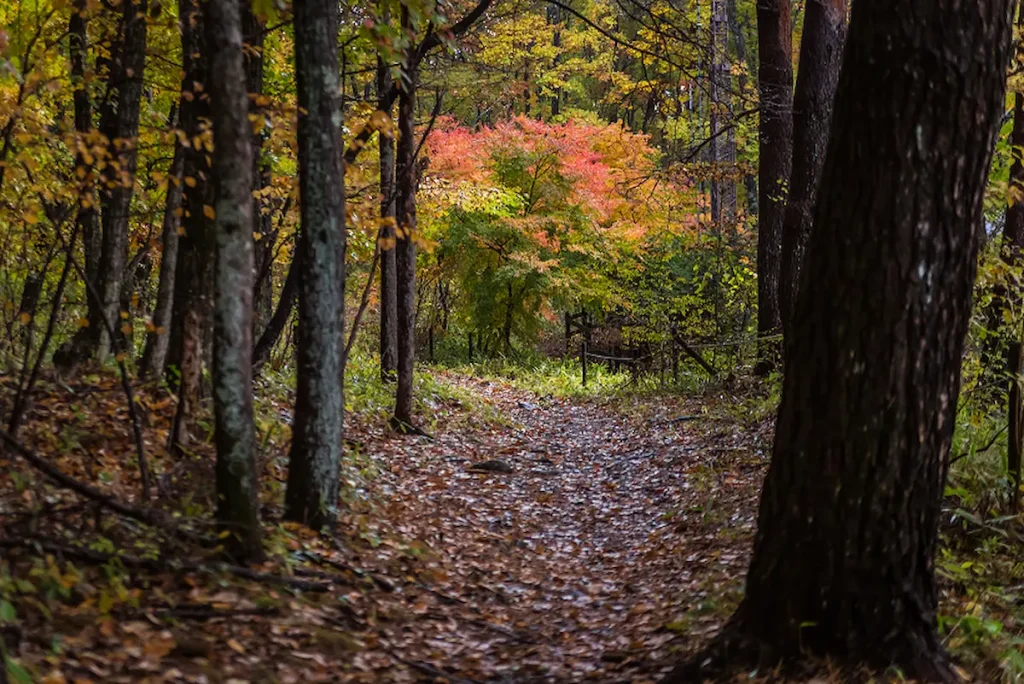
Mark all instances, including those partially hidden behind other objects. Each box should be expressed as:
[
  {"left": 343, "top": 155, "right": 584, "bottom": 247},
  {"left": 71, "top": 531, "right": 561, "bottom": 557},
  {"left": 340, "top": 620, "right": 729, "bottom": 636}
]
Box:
[
  {"left": 392, "top": 19, "right": 418, "bottom": 429},
  {"left": 284, "top": 0, "right": 345, "bottom": 530},
  {"left": 252, "top": 252, "right": 297, "bottom": 371},
  {"left": 169, "top": 0, "right": 214, "bottom": 451},
  {"left": 753, "top": 0, "right": 793, "bottom": 375},
  {"left": 140, "top": 140, "right": 185, "bottom": 379},
  {"left": 71, "top": 0, "right": 100, "bottom": 329},
  {"left": 206, "top": 0, "right": 262, "bottom": 562},
  {"left": 93, "top": 0, "right": 148, "bottom": 360},
  {"left": 242, "top": 4, "right": 274, "bottom": 336},
  {"left": 727, "top": 0, "right": 758, "bottom": 215},
  {"left": 710, "top": 0, "right": 736, "bottom": 228},
  {"left": 778, "top": 0, "right": 847, "bottom": 335},
  {"left": 666, "top": 2, "right": 1014, "bottom": 681},
  {"left": 378, "top": 37, "right": 398, "bottom": 382}
]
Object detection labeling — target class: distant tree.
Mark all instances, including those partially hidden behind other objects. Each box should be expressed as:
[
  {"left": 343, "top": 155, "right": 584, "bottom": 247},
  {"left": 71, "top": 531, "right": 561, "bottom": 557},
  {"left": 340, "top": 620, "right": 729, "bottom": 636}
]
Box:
[
  {"left": 206, "top": 0, "right": 262, "bottom": 562},
  {"left": 93, "top": 0, "right": 148, "bottom": 360},
  {"left": 778, "top": 0, "right": 847, "bottom": 334},
  {"left": 284, "top": 0, "right": 346, "bottom": 529},
  {"left": 665, "top": 0, "right": 1014, "bottom": 680},
  {"left": 378, "top": 13, "right": 399, "bottom": 383},
  {"left": 392, "top": 5, "right": 419, "bottom": 431},
  {"left": 753, "top": 0, "right": 792, "bottom": 375}
]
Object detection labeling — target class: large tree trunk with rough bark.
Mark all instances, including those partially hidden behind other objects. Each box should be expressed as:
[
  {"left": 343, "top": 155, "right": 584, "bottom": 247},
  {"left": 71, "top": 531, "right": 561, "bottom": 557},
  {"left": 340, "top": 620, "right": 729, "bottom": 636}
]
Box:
[
  {"left": 206, "top": 0, "right": 262, "bottom": 563},
  {"left": 378, "top": 47, "right": 399, "bottom": 383},
  {"left": 169, "top": 0, "right": 214, "bottom": 452},
  {"left": 778, "top": 0, "right": 847, "bottom": 335},
  {"left": 392, "top": 28, "right": 418, "bottom": 430},
  {"left": 665, "top": 2, "right": 1014, "bottom": 681},
  {"left": 93, "top": 0, "right": 148, "bottom": 360},
  {"left": 753, "top": 0, "right": 792, "bottom": 375},
  {"left": 284, "top": 0, "right": 345, "bottom": 530}
]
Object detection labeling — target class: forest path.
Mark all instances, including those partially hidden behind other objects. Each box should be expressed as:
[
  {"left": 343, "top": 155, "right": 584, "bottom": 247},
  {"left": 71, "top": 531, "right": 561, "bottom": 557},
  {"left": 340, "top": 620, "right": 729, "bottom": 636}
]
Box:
[{"left": 352, "top": 372, "right": 767, "bottom": 683}]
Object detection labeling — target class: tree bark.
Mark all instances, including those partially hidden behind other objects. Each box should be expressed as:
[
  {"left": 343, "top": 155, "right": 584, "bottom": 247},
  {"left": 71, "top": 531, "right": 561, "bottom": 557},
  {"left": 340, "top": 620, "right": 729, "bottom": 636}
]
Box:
[
  {"left": 378, "top": 38, "right": 398, "bottom": 383},
  {"left": 252, "top": 251, "right": 297, "bottom": 371},
  {"left": 242, "top": 4, "right": 274, "bottom": 337},
  {"left": 753, "top": 0, "right": 793, "bottom": 375},
  {"left": 93, "top": 0, "right": 148, "bottom": 360},
  {"left": 710, "top": 0, "right": 736, "bottom": 229},
  {"left": 778, "top": 0, "right": 847, "bottom": 335},
  {"left": 284, "top": 0, "right": 345, "bottom": 530},
  {"left": 206, "top": 0, "right": 262, "bottom": 563},
  {"left": 392, "top": 14, "right": 418, "bottom": 430},
  {"left": 70, "top": 0, "right": 100, "bottom": 329},
  {"left": 139, "top": 139, "right": 185, "bottom": 379},
  {"left": 169, "top": 0, "right": 214, "bottom": 452},
  {"left": 666, "top": 1, "right": 1014, "bottom": 680}
]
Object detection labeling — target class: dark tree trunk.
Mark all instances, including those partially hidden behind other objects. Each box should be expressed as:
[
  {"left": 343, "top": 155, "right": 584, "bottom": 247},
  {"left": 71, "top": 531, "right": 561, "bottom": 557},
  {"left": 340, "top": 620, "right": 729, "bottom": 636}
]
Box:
[
  {"left": 986, "top": 8, "right": 1024, "bottom": 362},
  {"left": 378, "top": 41, "right": 398, "bottom": 383},
  {"left": 666, "top": 1, "right": 1014, "bottom": 681},
  {"left": 140, "top": 139, "right": 185, "bottom": 379},
  {"left": 392, "top": 21, "right": 418, "bottom": 429},
  {"left": 169, "top": 0, "right": 214, "bottom": 451},
  {"left": 93, "top": 0, "right": 148, "bottom": 360},
  {"left": 242, "top": 4, "right": 274, "bottom": 337},
  {"left": 252, "top": 252, "right": 297, "bottom": 371},
  {"left": 778, "top": 0, "right": 847, "bottom": 335},
  {"left": 71, "top": 0, "right": 100, "bottom": 328},
  {"left": 284, "top": 0, "right": 345, "bottom": 530},
  {"left": 753, "top": 0, "right": 793, "bottom": 375},
  {"left": 206, "top": 0, "right": 262, "bottom": 563}
]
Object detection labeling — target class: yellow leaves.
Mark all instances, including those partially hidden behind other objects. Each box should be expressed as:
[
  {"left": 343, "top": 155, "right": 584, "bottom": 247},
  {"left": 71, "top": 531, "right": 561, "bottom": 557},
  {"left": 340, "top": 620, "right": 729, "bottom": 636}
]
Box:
[
  {"left": 252, "top": 232, "right": 262, "bottom": 241},
  {"left": 76, "top": 317, "right": 90, "bottom": 329},
  {"left": 120, "top": 323, "right": 133, "bottom": 336},
  {"left": 184, "top": 176, "right": 197, "bottom": 188},
  {"left": 24, "top": 213, "right": 38, "bottom": 225},
  {"left": 203, "top": 205, "right": 216, "bottom": 220},
  {"left": 18, "top": 311, "right": 31, "bottom": 325},
  {"left": 226, "top": 638, "right": 246, "bottom": 654}
]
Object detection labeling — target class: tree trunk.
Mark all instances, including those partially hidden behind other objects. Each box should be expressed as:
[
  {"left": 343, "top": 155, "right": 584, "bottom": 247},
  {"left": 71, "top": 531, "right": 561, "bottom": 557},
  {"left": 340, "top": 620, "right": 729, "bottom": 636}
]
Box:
[
  {"left": 378, "top": 41, "right": 398, "bottom": 382},
  {"left": 778, "top": 0, "right": 847, "bottom": 335},
  {"left": 667, "top": 2, "right": 1014, "bottom": 680},
  {"left": 139, "top": 139, "right": 185, "bottom": 379},
  {"left": 753, "top": 0, "right": 793, "bottom": 375},
  {"left": 393, "top": 20, "right": 418, "bottom": 429},
  {"left": 206, "top": 0, "right": 262, "bottom": 563},
  {"left": 242, "top": 4, "right": 274, "bottom": 337},
  {"left": 284, "top": 0, "right": 345, "bottom": 530},
  {"left": 169, "top": 0, "right": 214, "bottom": 451},
  {"left": 710, "top": 0, "right": 736, "bottom": 229},
  {"left": 985, "top": 8, "right": 1024, "bottom": 385},
  {"left": 93, "top": 0, "right": 148, "bottom": 360},
  {"left": 71, "top": 0, "right": 100, "bottom": 329},
  {"left": 252, "top": 251, "right": 297, "bottom": 371}
]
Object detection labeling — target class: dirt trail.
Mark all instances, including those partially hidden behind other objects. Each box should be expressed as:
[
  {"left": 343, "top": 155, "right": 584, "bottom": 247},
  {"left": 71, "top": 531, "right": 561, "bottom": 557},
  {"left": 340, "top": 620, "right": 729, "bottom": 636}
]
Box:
[
  {"left": 352, "top": 373, "right": 767, "bottom": 683},
  {"left": 0, "top": 371, "right": 768, "bottom": 683}
]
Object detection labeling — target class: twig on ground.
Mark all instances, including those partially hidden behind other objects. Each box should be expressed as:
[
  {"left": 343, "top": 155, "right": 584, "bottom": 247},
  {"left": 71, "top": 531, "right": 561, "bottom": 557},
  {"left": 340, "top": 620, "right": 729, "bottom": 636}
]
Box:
[
  {"left": 0, "top": 429, "right": 211, "bottom": 544},
  {"left": 294, "top": 550, "right": 396, "bottom": 591},
  {"left": 0, "top": 537, "right": 331, "bottom": 592}
]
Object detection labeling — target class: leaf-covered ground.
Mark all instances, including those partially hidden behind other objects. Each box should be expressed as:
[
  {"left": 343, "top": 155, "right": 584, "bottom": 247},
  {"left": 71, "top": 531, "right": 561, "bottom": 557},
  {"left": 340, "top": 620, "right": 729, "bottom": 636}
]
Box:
[{"left": 2, "top": 370, "right": 1018, "bottom": 682}]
